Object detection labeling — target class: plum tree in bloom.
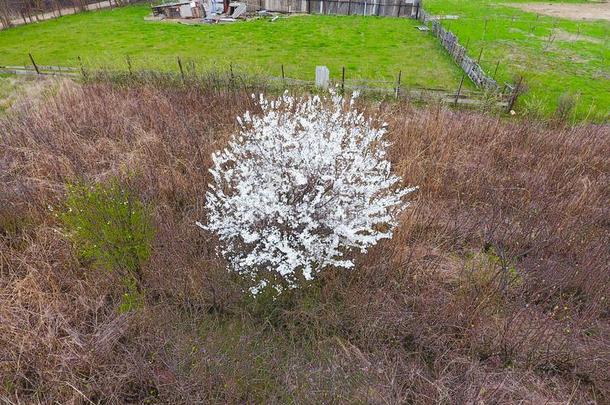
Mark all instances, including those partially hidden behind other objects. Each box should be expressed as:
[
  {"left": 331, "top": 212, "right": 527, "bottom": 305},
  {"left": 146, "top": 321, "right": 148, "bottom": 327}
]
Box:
[{"left": 199, "top": 92, "right": 417, "bottom": 294}]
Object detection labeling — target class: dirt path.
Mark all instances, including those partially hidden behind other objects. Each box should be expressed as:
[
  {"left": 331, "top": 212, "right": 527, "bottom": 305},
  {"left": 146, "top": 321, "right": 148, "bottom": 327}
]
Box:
[
  {"left": 508, "top": 2, "right": 610, "bottom": 22},
  {"left": 0, "top": 0, "right": 115, "bottom": 29}
]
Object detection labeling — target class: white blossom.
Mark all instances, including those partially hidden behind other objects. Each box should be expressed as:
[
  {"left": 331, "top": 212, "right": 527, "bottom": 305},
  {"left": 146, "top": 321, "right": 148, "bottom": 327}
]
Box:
[{"left": 202, "top": 92, "right": 417, "bottom": 294}]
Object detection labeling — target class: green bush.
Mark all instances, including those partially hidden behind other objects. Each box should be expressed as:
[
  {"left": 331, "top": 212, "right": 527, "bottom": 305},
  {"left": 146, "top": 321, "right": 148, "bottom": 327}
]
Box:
[
  {"left": 521, "top": 94, "right": 548, "bottom": 120},
  {"left": 554, "top": 92, "right": 579, "bottom": 124},
  {"left": 61, "top": 180, "right": 153, "bottom": 310}
]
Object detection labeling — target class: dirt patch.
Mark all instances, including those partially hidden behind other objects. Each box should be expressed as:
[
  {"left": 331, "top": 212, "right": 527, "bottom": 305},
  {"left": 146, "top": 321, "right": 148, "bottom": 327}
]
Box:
[
  {"left": 553, "top": 28, "right": 603, "bottom": 43},
  {"left": 507, "top": 27, "right": 601, "bottom": 45},
  {"left": 508, "top": 2, "right": 610, "bottom": 21}
]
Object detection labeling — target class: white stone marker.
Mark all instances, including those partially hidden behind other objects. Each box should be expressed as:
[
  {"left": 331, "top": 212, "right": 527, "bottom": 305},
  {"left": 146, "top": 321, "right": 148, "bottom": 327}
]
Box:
[{"left": 315, "top": 66, "right": 330, "bottom": 90}]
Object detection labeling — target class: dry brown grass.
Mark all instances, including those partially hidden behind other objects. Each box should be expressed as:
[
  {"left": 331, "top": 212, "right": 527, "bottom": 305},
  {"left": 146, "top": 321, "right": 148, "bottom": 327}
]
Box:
[{"left": 0, "top": 78, "right": 608, "bottom": 403}]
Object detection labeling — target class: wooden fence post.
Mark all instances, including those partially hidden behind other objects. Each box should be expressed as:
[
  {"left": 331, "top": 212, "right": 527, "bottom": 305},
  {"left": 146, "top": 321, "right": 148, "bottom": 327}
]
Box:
[
  {"left": 396, "top": 0, "right": 401, "bottom": 17},
  {"left": 28, "top": 53, "right": 40, "bottom": 75},
  {"left": 341, "top": 66, "right": 345, "bottom": 95},
  {"left": 506, "top": 76, "right": 523, "bottom": 113},
  {"left": 347, "top": 0, "right": 351, "bottom": 15}
]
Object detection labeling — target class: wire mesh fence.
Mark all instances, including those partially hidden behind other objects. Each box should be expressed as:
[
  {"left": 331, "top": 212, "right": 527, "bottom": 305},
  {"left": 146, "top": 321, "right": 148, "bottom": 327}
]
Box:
[{"left": 0, "top": 56, "right": 515, "bottom": 110}]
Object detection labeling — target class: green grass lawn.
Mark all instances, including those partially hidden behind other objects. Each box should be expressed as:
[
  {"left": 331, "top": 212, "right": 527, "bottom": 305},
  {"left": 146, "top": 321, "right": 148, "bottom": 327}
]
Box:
[
  {"left": 424, "top": 0, "right": 610, "bottom": 120},
  {"left": 0, "top": 5, "right": 467, "bottom": 90}
]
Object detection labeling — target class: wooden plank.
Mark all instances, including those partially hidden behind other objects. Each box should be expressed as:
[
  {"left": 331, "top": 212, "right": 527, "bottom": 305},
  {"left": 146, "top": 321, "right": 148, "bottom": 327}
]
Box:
[{"left": 37, "top": 65, "right": 79, "bottom": 71}]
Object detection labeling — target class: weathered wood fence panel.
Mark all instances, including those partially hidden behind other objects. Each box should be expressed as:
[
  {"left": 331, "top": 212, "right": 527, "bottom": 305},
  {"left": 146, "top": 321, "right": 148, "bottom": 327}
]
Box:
[
  {"left": 0, "top": 64, "right": 80, "bottom": 76},
  {"left": 1, "top": 0, "right": 137, "bottom": 30},
  {"left": 417, "top": 8, "right": 499, "bottom": 91},
  {"left": 252, "top": 0, "right": 417, "bottom": 17}
]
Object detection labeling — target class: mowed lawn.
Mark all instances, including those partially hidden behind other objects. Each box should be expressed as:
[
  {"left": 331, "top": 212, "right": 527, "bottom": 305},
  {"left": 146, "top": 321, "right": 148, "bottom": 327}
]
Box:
[
  {"left": 0, "top": 5, "right": 466, "bottom": 89},
  {"left": 424, "top": 0, "right": 610, "bottom": 119}
]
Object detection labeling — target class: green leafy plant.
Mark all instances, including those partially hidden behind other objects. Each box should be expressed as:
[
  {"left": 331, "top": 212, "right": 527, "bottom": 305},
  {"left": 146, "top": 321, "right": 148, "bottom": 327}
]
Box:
[
  {"left": 554, "top": 92, "right": 579, "bottom": 124},
  {"left": 61, "top": 179, "right": 153, "bottom": 310},
  {"left": 456, "top": 245, "right": 522, "bottom": 313},
  {"left": 521, "top": 94, "right": 548, "bottom": 120}
]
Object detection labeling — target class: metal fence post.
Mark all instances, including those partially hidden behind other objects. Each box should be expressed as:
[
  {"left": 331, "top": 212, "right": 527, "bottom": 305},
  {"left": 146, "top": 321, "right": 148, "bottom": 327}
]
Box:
[
  {"left": 28, "top": 53, "right": 40, "bottom": 75},
  {"left": 177, "top": 56, "right": 185, "bottom": 82},
  {"left": 454, "top": 73, "right": 465, "bottom": 106},
  {"left": 395, "top": 70, "right": 402, "bottom": 99}
]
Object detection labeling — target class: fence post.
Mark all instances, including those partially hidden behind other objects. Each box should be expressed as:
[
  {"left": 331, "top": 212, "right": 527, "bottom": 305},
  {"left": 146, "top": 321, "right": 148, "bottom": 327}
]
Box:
[
  {"left": 177, "top": 56, "right": 185, "bottom": 83},
  {"left": 281, "top": 64, "right": 285, "bottom": 87},
  {"left": 394, "top": 70, "right": 401, "bottom": 99},
  {"left": 78, "top": 55, "right": 88, "bottom": 79},
  {"left": 454, "top": 73, "right": 465, "bottom": 106},
  {"left": 347, "top": 0, "right": 351, "bottom": 15},
  {"left": 189, "top": 60, "right": 196, "bottom": 78},
  {"left": 492, "top": 60, "right": 500, "bottom": 80},
  {"left": 476, "top": 47, "right": 484, "bottom": 64},
  {"left": 126, "top": 55, "right": 133, "bottom": 75},
  {"left": 28, "top": 53, "right": 40, "bottom": 75},
  {"left": 396, "top": 0, "right": 401, "bottom": 17},
  {"left": 341, "top": 66, "right": 345, "bottom": 95},
  {"left": 506, "top": 76, "right": 523, "bottom": 113}
]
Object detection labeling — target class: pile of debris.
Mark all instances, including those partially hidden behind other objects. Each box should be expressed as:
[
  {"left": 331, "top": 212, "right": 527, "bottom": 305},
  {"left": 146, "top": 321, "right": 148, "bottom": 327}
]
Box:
[{"left": 149, "top": 0, "right": 251, "bottom": 23}]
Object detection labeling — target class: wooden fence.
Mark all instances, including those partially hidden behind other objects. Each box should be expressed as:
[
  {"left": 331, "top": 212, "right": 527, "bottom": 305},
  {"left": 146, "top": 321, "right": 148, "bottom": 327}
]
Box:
[
  {"left": 0, "top": 63, "right": 80, "bottom": 76},
  {"left": 248, "top": 0, "right": 419, "bottom": 17},
  {"left": 417, "top": 8, "right": 499, "bottom": 91},
  {"left": 0, "top": 0, "right": 135, "bottom": 30}
]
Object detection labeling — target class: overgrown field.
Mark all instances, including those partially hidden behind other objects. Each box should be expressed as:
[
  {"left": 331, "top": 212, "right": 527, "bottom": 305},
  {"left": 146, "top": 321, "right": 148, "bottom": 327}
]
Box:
[
  {"left": 1, "top": 78, "right": 609, "bottom": 403},
  {"left": 424, "top": 0, "right": 610, "bottom": 120},
  {"left": 0, "top": 4, "right": 466, "bottom": 89}
]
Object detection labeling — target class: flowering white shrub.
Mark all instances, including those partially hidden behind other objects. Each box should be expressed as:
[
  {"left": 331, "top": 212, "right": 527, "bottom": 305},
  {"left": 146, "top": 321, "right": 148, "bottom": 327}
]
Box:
[{"left": 200, "top": 92, "right": 417, "bottom": 294}]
